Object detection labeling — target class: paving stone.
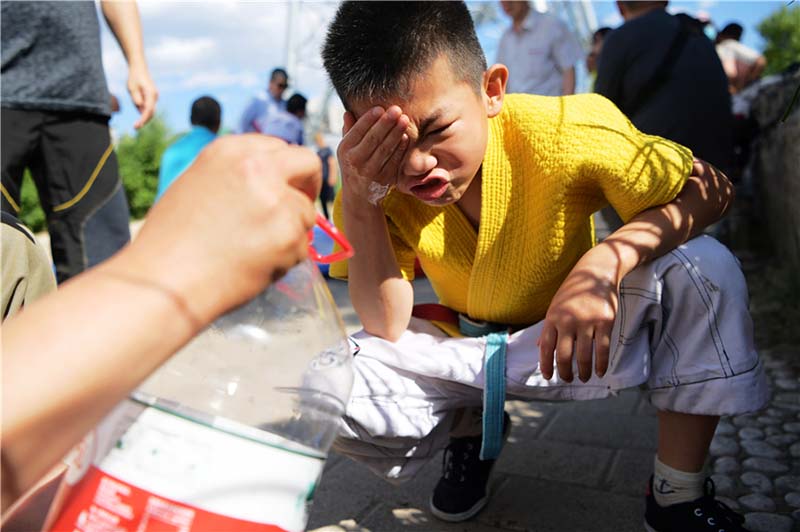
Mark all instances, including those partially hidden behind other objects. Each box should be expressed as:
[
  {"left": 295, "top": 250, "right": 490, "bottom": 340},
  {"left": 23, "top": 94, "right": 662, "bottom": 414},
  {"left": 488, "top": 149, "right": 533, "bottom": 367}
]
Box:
[
  {"left": 765, "top": 426, "right": 784, "bottom": 437},
  {"left": 540, "top": 411, "right": 657, "bottom": 450},
  {"left": 495, "top": 438, "right": 613, "bottom": 488},
  {"left": 710, "top": 436, "right": 741, "bottom": 457},
  {"left": 359, "top": 503, "right": 504, "bottom": 532},
  {"left": 740, "top": 427, "right": 765, "bottom": 440},
  {"left": 757, "top": 416, "right": 782, "bottom": 426},
  {"left": 636, "top": 396, "right": 658, "bottom": 416},
  {"left": 775, "top": 378, "right": 800, "bottom": 391},
  {"left": 711, "top": 473, "right": 736, "bottom": 496},
  {"left": 763, "top": 356, "right": 788, "bottom": 369},
  {"left": 733, "top": 415, "right": 762, "bottom": 428},
  {"left": 307, "top": 452, "right": 441, "bottom": 531},
  {"left": 603, "top": 449, "right": 653, "bottom": 496},
  {"left": 774, "top": 401, "right": 800, "bottom": 412},
  {"left": 767, "top": 407, "right": 791, "bottom": 419},
  {"left": 766, "top": 434, "right": 799, "bottom": 447},
  {"left": 776, "top": 475, "right": 800, "bottom": 494},
  {"left": 741, "top": 440, "right": 784, "bottom": 459},
  {"left": 791, "top": 442, "right": 800, "bottom": 458},
  {"left": 715, "top": 420, "right": 737, "bottom": 437},
  {"left": 740, "top": 471, "right": 773, "bottom": 494},
  {"left": 714, "top": 456, "right": 741, "bottom": 474},
  {"left": 793, "top": 509, "right": 800, "bottom": 521},
  {"left": 775, "top": 393, "right": 800, "bottom": 405},
  {"left": 744, "top": 512, "right": 793, "bottom": 532},
  {"left": 784, "top": 422, "right": 800, "bottom": 434},
  {"left": 738, "top": 493, "right": 776, "bottom": 512},
  {"left": 742, "top": 457, "right": 790, "bottom": 475},
  {"left": 483, "top": 476, "right": 643, "bottom": 532},
  {"left": 785, "top": 492, "right": 800, "bottom": 508},
  {"left": 717, "top": 496, "right": 740, "bottom": 511}
]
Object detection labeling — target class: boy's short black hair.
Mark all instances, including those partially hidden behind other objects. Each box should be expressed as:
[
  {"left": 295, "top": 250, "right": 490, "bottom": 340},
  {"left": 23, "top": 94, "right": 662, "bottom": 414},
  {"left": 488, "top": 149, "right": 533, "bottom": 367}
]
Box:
[
  {"left": 287, "top": 93, "right": 307, "bottom": 115},
  {"left": 322, "top": 1, "right": 487, "bottom": 109},
  {"left": 190, "top": 95, "right": 221, "bottom": 131}
]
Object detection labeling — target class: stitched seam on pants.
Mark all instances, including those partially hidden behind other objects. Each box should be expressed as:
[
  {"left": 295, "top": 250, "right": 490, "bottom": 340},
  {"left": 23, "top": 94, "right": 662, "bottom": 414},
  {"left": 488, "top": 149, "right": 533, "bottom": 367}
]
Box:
[
  {"left": 615, "top": 278, "right": 628, "bottom": 363},
  {"left": 1, "top": 184, "right": 21, "bottom": 212},
  {"left": 52, "top": 142, "right": 114, "bottom": 212},
  {"left": 647, "top": 359, "right": 761, "bottom": 390},
  {"left": 620, "top": 287, "right": 660, "bottom": 303},
  {"left": 663, "top": 331, "right": 682, "bottom": 386},
  {"left": 675, "top": 249, "right": 735, "bottom": 374},
  {"left": 669, "top": 248, "right": 729, "bottom": 376}
]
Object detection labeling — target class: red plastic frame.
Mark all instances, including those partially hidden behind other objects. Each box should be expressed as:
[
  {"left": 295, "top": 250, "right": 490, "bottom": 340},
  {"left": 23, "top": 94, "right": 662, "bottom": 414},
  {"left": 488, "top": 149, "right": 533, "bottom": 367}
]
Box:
[{"left": 308, "top": 212, "right": 355, "bottom": 264}]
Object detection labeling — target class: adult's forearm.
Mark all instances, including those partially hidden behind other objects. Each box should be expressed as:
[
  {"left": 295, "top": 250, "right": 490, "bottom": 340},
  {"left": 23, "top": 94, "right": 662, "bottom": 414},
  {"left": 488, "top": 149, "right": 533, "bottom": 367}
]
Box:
[
  {"left": 342, "top": 195, "right": 413, "bottom": 341},
  {"left": 101, "top": 1, "right": 147, "bottom": 67},
  {"left": 1, "top": 249, "right": 201, "bottom": 508}
]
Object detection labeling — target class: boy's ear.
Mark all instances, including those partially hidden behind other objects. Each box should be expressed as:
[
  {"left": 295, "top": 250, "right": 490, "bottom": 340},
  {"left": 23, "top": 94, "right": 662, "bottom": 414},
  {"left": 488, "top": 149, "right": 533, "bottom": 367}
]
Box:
[{"left": 483, "top": 64, "right": 508, "bottom": 118}]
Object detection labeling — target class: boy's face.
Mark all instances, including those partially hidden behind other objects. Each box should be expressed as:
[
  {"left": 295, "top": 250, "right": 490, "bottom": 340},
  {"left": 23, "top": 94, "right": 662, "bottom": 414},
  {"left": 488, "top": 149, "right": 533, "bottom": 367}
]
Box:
[{"left": 350, "top": 54, "right": 505, "bottom": 206}]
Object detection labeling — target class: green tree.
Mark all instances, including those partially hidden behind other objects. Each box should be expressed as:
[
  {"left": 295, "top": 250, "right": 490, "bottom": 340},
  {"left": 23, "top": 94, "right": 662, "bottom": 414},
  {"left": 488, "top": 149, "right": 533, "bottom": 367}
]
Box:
[
  {"left": 117, "top": 114, "right": 174, "bottom": 219},
  {"left": 758, "top": 4, "right": 800, "bottom": 76},
  {"left": 19, "top": 170, "right": 47, "bottom": 233}
]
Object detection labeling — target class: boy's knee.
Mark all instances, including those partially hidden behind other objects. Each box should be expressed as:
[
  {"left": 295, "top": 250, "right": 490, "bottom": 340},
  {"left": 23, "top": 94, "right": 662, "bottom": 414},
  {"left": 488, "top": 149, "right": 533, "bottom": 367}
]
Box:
[{"left": 659, "top": 236, "right": 749, "bottom": 314}]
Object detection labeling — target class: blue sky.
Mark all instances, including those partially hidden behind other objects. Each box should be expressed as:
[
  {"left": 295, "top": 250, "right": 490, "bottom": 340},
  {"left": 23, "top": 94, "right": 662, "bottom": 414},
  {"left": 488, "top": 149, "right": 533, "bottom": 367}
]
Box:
[{"left": 102, "top": 1, "right": 786, "bottom": 139}]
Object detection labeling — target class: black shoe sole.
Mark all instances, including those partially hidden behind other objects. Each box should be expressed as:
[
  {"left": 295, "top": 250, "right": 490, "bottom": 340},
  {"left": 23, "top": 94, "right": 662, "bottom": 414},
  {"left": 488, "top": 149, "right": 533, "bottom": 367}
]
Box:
[{"left": 429, "top": 494, "right": 489, "bottom": 522}]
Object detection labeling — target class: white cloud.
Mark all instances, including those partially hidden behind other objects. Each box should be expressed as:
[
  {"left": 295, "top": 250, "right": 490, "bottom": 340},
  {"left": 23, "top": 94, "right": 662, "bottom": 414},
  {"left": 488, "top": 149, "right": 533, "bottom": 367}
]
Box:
[
  {"left": 177, "top": 69, "right": 260, "bottom": 89},
  {"left": 147, "top": 37, "right": 217, "bottom": 70},
  {"left": 698, "top": 0, "right": 719, "bottom": 10}
]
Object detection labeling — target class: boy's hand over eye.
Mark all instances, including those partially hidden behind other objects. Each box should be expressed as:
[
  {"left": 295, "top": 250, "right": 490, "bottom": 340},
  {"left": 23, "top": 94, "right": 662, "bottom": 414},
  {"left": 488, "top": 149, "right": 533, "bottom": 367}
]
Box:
[
  {"left": 538, "top": 245, "right": 621, "bottom": 383},
  {"left": 337, "top": 106, "right": 410, "bottom": 205}
]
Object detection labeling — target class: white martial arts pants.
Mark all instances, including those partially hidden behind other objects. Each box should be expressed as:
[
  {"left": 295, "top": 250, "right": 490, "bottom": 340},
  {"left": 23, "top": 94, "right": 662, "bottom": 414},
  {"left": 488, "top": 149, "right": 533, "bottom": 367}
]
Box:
[{"left": 334, "top": 236, "right": 770, "bottom": 482}]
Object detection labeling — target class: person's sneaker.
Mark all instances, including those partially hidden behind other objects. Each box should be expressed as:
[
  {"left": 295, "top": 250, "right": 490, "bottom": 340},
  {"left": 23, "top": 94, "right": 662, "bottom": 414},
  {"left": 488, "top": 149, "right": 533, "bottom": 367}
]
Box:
[
  {"left": 645, "top": 476, "right": 750, "bottom": 532},
  {"left": 429, "top": 412, "right": 510, "bottom": 522}
]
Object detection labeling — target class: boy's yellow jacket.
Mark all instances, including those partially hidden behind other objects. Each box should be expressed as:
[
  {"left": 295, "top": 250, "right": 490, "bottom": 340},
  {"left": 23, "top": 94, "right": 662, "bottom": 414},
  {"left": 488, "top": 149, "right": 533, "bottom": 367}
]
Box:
[{"left": 331, "top": 93, "right": 693, "bottom": 327}]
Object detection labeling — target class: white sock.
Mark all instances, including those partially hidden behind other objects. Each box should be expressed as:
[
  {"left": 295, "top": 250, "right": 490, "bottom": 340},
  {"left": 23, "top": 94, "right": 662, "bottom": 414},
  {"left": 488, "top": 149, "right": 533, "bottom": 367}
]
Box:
[{"left": 652, "top": 456, "right": 705, "bottom": 507}]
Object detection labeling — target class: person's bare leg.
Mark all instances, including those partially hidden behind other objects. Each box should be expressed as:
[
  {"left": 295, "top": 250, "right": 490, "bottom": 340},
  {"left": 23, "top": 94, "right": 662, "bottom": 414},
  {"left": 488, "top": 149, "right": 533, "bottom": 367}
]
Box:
[{"left": 657, "top": 411, "right": 718, "bottom": 472}]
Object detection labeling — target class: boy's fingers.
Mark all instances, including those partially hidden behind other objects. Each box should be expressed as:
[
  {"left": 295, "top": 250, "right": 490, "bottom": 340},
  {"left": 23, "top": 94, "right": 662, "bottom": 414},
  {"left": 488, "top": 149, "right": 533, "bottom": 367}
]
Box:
[
  {"left": 349, "top": 107, "right": 403, "bottom": 166},
  {"left": 575, "top": 330, "right": 594, "bottom": 383},
  {"left": 340, "top": 107, "right": 384, "bottom": 151},
  {"left": 555, "top": 332, "right": 574, "bottom": 383},
  {"left": 373, "top": 116, "right": 410, "bottom": 175},
  {"left": 594, "top": 324, "right": 612, "bottom": 378},
  {"left": 342, "top": 111, "right": 355, "bottom": 135},
  {"left": 539, "top": 324, "right": 557, "bottom": 379},
  {"left": 381, "top": 133, "right": 409, "bottom": 180}
]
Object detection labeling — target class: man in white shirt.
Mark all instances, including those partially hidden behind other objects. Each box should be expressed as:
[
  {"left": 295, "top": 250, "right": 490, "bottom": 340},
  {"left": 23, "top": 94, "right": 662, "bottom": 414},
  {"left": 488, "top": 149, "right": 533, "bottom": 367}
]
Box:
[
  {"left": 715, "top": 22, "right": 766, "bottom": 95},
  {"left": 496, "top": 1, "right": 583, "bottom": 96}
]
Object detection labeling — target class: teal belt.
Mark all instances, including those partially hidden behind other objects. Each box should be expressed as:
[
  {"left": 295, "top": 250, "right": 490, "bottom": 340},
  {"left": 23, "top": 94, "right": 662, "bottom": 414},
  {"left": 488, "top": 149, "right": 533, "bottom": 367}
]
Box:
[{"left": 458, "top": 315, "right": 508, "bottom": 460}]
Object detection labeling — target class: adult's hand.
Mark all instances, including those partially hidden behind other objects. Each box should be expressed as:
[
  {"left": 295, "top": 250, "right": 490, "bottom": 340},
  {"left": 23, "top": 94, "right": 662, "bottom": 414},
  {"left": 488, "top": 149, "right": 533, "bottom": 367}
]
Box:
[
  {"left": 1, "top": 136, "right": 321, "bottom": 506},
  {"left": 130, "top": 134, "right": 322, "bottom": 324},
  {"left": 128, "top": 63, "right": 158, "bottom": 128}
]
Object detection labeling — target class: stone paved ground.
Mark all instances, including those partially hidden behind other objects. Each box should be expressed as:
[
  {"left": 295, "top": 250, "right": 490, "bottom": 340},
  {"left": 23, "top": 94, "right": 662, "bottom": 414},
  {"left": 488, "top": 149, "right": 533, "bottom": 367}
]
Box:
[{"left": 308, "top": 212, "right": 800, "bottom": 532}]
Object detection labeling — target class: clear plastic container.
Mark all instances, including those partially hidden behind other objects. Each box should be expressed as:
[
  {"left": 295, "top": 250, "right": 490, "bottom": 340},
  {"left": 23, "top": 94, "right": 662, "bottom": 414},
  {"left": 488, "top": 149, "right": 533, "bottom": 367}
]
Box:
[
  {"left": 135, "top": 258, "right": 352, "bottom": 454},
  {"left": 50, "top": 217, "right": 355, "bottom": 532}
]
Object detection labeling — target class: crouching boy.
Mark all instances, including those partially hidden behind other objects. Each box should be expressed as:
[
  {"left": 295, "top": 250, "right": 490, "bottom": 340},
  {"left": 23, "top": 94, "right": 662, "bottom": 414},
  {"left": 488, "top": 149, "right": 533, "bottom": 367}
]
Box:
[{"left": 321, "top": 2, "right": 768, "bottom": 531}]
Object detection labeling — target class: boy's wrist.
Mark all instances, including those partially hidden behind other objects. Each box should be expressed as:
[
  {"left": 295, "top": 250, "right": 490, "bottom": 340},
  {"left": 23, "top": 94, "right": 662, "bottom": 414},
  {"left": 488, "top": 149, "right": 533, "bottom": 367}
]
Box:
[{"left": 588, "top": 240, "right": 642, "bottom": 286}]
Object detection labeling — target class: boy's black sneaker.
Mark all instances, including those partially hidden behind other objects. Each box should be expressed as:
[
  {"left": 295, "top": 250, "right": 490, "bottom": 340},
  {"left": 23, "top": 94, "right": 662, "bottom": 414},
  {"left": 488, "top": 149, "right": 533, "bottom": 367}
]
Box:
[
  {"left": 645, "top": 476, "right": 750, "bottom": 532},
  {"left": 429, "top": 412, "right": 510, "bottom": 522}
]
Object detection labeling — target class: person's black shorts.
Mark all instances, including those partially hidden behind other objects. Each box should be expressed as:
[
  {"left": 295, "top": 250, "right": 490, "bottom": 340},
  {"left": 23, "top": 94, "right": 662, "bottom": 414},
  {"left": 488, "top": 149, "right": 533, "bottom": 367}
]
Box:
[{"left": 1, "top": 108, "right": 130, "bottom": 283}]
